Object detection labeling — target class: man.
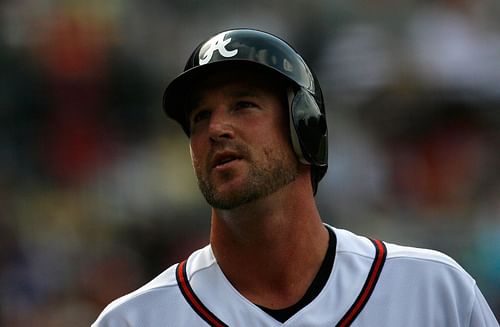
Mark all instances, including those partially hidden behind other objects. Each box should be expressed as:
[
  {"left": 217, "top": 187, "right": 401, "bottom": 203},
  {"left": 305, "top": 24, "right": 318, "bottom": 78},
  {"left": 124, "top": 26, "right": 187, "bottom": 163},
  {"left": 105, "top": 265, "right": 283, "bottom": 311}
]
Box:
[{"left": 93, "top": 29, "right": 498, "bottom": 326}]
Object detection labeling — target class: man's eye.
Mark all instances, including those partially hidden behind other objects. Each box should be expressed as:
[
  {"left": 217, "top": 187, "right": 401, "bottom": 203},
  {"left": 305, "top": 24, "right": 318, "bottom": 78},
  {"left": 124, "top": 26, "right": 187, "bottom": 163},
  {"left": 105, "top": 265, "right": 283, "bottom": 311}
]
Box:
[
  {"left": 191, "top": 110, "right": 210, "bottom": 124},
  {"left": 235, "top": 101, "right": 256, "bottom": 110}
]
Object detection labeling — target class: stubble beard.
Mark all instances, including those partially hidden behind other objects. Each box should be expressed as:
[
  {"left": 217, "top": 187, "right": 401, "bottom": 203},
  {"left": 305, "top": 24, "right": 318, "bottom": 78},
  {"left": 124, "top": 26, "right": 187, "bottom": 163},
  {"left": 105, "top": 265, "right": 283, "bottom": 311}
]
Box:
[{"left": 195, "top": 145, "right": 299, "bottom": 210}]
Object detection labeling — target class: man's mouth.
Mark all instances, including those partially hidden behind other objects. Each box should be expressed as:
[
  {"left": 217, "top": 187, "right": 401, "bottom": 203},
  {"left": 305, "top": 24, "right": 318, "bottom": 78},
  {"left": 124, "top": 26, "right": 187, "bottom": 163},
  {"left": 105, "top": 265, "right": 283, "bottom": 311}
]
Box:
[{"left": 212, "top": 153, "right": 242, "bottom": 169}]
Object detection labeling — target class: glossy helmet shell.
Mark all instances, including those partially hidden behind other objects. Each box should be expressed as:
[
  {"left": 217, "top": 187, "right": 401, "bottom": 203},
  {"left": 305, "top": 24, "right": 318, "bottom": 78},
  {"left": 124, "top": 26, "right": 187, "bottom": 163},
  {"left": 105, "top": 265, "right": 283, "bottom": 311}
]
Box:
[{"left": 163, "top": 28, "right": 328, "bottom": 193}]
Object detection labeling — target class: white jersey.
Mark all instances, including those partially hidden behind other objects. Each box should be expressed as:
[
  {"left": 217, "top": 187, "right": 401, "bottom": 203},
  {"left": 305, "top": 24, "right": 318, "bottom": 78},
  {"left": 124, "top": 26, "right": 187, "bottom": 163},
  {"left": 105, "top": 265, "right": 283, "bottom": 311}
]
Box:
[{"left": 92, "top": 226, "right": 498, "bottom": 326}]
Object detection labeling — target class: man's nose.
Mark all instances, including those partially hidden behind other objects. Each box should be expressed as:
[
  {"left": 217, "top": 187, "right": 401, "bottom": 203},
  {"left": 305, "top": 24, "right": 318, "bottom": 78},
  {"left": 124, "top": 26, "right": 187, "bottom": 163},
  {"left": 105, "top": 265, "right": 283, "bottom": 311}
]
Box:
[{"left": 208, "top": 109, "right": 234, "bottom": 141}]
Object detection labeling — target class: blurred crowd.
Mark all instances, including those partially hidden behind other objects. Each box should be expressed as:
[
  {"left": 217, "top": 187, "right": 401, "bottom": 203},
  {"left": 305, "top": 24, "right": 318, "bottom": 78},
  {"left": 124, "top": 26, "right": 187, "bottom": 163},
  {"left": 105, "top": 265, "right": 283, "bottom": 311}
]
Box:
[{"left": 0, "top": 0, "right": 499, "bottom": 325}]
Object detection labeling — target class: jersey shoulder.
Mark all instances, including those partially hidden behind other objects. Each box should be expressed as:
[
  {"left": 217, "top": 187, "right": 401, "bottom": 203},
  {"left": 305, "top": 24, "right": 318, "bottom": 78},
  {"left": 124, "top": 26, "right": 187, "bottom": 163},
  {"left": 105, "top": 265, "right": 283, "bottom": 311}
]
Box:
[
  {"left": 332, "top": 226, "right": 467, "bottom": 270},
  {"left": 384, "top": 240, "right": 466, "bottom": 272},
  {"left": 331, "top": 225, "right": 473, "bottom": 285},
  {"left": 92, "top": 245, "right": 214, "bottom": 327},
  {"left": 328, "top": 226, "right": 497, "bottom": 326}
]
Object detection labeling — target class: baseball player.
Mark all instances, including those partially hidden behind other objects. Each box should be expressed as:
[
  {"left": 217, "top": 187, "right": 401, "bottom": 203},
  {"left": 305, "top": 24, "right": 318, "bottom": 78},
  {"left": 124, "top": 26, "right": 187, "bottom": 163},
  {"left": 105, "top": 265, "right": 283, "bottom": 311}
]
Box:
[{"left": 92, "top": 29, "right": 498, "bottom": 326}]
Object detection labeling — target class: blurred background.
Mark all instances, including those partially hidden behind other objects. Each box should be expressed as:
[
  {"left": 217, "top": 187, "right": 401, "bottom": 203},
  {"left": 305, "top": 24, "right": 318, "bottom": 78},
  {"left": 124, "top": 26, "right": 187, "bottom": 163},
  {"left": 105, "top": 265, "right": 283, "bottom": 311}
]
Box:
[{"left": 0, "top": 0, "right": 499, "bottom": 325}]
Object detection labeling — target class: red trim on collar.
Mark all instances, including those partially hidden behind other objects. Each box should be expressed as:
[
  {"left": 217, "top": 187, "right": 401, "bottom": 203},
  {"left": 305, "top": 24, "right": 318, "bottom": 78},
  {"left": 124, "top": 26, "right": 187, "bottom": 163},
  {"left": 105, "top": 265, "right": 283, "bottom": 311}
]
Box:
[
  {"left": 176, "top": 260, "right": 228, "bottom": 327},
  {"left": 336, "top": 239, "right": 387, "bottom": 327}
]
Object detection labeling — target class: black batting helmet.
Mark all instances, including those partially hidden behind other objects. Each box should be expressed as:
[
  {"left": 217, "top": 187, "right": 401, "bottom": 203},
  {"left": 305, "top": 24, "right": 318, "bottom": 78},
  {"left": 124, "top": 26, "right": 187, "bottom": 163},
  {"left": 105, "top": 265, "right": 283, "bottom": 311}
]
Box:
[{"left": 163, "top": 28, "right": 328, "bottom": 194}]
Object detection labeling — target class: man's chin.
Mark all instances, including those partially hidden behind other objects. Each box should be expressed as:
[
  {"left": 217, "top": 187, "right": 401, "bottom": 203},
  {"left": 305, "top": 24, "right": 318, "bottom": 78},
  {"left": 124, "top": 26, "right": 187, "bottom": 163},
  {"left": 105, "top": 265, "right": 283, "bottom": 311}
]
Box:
[
  {"left": 198, "top": 158, "right": 299, "bottom": 210},
  {"left": 206, "top": 195, "right": 248, "bottom": 210},
  {"left": 199, "top": 179, "right": 259, "bottom": 210}
]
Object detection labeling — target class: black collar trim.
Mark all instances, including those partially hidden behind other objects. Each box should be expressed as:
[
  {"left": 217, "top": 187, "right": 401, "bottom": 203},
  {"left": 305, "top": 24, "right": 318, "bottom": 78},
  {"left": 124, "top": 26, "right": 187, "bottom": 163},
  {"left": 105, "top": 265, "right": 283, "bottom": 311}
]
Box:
[{"left": 258, "top": 227, "right": 336, "bottom": 322}]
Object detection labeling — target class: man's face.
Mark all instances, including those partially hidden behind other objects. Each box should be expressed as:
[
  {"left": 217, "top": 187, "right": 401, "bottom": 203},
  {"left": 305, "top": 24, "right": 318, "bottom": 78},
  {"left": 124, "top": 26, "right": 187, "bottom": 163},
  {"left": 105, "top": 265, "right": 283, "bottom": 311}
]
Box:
[{"left": 188, "top": 67, "right": 299, "bottom": 210}]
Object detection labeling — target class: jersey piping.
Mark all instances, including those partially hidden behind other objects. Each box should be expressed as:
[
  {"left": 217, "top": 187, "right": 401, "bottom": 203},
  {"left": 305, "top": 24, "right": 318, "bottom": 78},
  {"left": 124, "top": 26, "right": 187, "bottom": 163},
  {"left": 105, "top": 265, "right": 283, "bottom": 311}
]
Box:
[
  {"left": 336, "top": 239, "right": 387, "bottom": 327},
  {"left": 176, "top": 260, "right": 228, "bottom": 327},
  {"left": 176, "top": 238, "right": 387, "bottom": 326}
]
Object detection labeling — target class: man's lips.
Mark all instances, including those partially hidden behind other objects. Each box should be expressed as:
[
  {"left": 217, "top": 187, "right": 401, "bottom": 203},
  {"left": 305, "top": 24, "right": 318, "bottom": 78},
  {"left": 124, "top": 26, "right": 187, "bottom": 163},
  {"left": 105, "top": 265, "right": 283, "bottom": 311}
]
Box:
[{"left": 211, "top": 151, "right": 243, "bottom": 169}]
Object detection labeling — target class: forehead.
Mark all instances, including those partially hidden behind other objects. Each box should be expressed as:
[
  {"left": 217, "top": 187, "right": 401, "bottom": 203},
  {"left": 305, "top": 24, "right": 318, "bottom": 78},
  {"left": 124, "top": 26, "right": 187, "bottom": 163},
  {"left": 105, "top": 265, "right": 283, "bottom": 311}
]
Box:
[{"left": 184, "top": 66, "right": 290, "bottom": 123}]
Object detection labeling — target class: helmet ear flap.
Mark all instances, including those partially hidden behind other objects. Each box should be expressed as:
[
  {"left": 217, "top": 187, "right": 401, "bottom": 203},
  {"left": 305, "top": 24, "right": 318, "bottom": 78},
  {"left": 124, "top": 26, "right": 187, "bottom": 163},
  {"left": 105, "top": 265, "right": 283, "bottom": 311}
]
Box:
[
  {"left": 289, "top": 88, "right": 328, "bottom": 167},
  {"left": 288, "top": 88, "right": 308, "bottom": 165}
]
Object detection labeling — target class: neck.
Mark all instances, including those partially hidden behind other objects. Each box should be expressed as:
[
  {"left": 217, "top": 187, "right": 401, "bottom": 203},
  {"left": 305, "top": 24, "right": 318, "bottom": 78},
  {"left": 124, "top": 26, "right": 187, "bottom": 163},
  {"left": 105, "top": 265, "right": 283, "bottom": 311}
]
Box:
[{"left": 209, "top": 177, "right": 329, "bottom": 309}]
